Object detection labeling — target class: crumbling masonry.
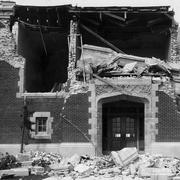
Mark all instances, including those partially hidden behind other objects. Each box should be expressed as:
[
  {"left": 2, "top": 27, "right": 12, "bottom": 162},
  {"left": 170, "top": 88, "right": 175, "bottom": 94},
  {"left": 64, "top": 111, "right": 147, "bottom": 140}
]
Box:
[{"left": 0, "top": 4, "right": 180, "bottom": 157}]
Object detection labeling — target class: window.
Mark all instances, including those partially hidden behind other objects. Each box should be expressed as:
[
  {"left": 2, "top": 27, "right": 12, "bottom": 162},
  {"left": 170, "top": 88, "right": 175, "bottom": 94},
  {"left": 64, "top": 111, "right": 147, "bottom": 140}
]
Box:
[
  {"left": 36, "top": 117, "right": 48, "bottom": 134},
  {"left": 30, "top": 112, "right": 53, "bottom": 139}
]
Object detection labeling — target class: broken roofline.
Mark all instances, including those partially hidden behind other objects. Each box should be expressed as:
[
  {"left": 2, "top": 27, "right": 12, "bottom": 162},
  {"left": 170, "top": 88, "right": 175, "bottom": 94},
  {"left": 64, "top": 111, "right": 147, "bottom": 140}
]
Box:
[
  {"left": 68, "top": 6, "right": 173, "bottom": 14},
  {"left": 13, "top": 5, "right": 175, "bottom": 28},
  {"left": 14, "top": 4, "right": 173, "bottom": 14},
  {"left": 14, "top": 5, "right": 175, "bottom": 27}
]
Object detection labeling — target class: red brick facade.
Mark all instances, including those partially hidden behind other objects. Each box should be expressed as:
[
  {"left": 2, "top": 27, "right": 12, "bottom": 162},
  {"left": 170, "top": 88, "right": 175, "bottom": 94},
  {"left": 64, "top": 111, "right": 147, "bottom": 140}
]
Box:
[
  {"left": 26, "top": 93, "right": 91, "bottom": 144},
  {"left": 0, "top": 61, "right": 91, "bottom": 145},
  {"left": 156, "top": 91, "right": 180, "bottom": 142},
  {"left": 0, "top": 61, "right": 23, "bottom": 143}
]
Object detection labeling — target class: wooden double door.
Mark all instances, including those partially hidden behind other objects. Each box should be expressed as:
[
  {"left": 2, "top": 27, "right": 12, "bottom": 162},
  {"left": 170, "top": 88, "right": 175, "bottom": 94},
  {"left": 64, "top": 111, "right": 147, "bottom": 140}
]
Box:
[{"left": 102, "top": 100, "right": 144, "bottom": 153}]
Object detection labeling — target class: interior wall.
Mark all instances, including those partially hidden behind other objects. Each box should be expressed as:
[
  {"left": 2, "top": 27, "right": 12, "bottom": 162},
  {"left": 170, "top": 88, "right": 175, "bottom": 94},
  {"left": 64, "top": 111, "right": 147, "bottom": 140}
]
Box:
[
  {"left": 79, "top": 12, "right": 171, "bottom": 61},
  {"left": 18, "top": 23, "right": 69, "bottom": 92},
  {"left": 81, "top": 28, "right": 170, "bottom": 60}
]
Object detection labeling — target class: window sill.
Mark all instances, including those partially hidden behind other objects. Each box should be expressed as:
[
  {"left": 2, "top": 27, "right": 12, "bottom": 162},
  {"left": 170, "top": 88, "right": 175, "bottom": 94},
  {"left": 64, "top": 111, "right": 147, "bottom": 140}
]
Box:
[
  {"left": 32, "top": 134, "right": 51, "bottom": 140},
  {"left": 17, "top": 92, "right": 68, "bottom": 98}
]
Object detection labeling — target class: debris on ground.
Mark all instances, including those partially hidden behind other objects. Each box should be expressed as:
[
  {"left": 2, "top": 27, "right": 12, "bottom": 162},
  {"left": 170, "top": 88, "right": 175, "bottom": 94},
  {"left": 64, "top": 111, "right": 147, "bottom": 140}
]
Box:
[
  {"left": 31, "top": 151, "right": 62, "bottom": 167},
  {"left": 111, "top": 147, "right": 138, "bottom": 167},
  {"left": 0, "top": 152, "right": 21, "bottom": 170},
  {"left": 0, "top": 26, "right": 25, "bottom": 68},
  {"left": 2, "top": 148, "right": 180, "bottom": 179}
]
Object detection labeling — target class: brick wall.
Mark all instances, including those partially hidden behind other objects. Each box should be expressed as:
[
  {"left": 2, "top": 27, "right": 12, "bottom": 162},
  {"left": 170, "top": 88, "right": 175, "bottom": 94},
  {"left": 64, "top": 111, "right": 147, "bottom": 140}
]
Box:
[
  {"left": 0, "top": 61, "right": 23, "bottom": 143},
  {"left": 0, "top": 60, "right": 91, "bottom": 144},
  {"left": 26, "top": 92, "right": 91, "bottom": 144},
  {"left": 156, "top": 91, "right": 180, "bottom": 141}
]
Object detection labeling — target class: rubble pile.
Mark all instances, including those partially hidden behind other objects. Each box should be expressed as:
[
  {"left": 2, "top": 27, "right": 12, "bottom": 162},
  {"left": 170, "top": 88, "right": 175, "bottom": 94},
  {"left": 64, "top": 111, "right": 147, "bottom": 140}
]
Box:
[
  {"left": 0, "top": 152, "right": 21, "bottom": 170},
  {"left": 0, "top": 25, "right": 25, "bottom": 68},
  {"left": 1, "top": 149, "right": 180, "bottom": 179},
  {"left": 35, "top": 149, "right": 180, "bottom": 180},
  {"left": 76, "top": 44, "right": 180, "bottom": 80},
  {"left": 31, "top": 151, "right": 62, "bottom": 168}
]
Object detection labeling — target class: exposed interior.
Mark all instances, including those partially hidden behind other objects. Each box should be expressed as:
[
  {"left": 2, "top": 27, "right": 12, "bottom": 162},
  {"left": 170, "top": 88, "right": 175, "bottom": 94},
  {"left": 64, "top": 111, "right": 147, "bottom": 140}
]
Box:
[
  {"left": 18, "top": 23, "right": 69, "bottom": 92},
  {"left": 14, "top": 5, "right": 174, "bottom": 92},
  {"left": 16, "top": 5, "right": 70, "bottom": 92},
  {"left": 102, "top": 100, "right": 144, "bottom": 154},
  {"left": 76, "top": 7, "right": 172, "bottom": 60}
]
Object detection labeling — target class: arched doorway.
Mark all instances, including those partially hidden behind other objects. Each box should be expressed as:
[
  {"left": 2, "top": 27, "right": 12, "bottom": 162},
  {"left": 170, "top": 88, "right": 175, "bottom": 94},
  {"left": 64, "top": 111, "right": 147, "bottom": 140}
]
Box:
[
  {"left": 95, "top": 94, "right": 148, "bottom": 155},
  {"left": 102, "top": 100, "right": 144, "bottom": 154}
]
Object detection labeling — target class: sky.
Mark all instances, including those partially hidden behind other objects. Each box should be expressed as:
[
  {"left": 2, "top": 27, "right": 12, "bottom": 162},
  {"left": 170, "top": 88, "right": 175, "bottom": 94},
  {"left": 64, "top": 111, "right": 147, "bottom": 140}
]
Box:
[{"left": 7, "top": 0, "right": 180, "bottom": 23}]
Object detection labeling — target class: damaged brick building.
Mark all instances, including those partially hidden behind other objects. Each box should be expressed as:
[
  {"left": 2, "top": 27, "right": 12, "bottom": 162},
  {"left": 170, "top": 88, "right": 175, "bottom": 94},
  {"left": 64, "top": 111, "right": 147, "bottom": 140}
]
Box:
[{"left": 0, "top": 1, "right": 180, "bottom": 157}]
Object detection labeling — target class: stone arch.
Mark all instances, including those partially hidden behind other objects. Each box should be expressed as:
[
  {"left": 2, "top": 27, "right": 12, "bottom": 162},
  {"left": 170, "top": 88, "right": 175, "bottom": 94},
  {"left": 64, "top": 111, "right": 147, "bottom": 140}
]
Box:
[
  {"left": 95, "top": 93, "right": 151, "bottom": 155},
  {"left": 88, "top": 82, "right": 159, "bottom": 155}
]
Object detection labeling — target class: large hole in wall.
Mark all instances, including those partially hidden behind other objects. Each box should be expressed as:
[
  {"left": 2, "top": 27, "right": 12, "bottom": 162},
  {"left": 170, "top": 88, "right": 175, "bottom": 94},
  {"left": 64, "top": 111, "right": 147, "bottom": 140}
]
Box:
[
  {"left": 18, "top": 23, "right": 69, "bottom": 92},
  {"left": 15, "top": 5, "right": 70, "bottom": 93},
  {"left": 78, "top": 11, "right": 172, "bottom": 60},
  {"left": 15, "top": 6, "right": 173, "bottom": 92}
]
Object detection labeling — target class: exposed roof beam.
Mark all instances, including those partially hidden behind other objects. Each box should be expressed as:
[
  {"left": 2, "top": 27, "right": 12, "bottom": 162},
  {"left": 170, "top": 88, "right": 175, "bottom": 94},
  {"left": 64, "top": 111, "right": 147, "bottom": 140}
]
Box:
[
  {"left": 103, "top": 12, "right": 125, "bottom": 22},
  {"left": 81, "top": 17, "right": 100, "bottom": 26},
  {"left": 147, "top": 17, "right": 165, "bottom": 27},
  {"left": 106, "top": 18, "right": 126, "bottom": 27},
  {"left": 164, "top": 13, "right": 173, "bottom": 20},
  {"left": 80, "top": 24, "right": 125, "bottom": 54},
  {"left": 69, "top": 6, "right": 171, "bottom": 13},
  {"left": 164, "top": 13, "right": 178, "bottom": 27}
]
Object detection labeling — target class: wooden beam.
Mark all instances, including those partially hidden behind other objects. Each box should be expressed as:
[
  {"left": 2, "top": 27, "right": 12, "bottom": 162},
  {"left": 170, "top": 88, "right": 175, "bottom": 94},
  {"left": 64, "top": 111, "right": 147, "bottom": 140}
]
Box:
[
  {"left": 164, "top": 13, "right": 175, "bottom": 20},
  {"left": 103, "top": 12, "right": 125, "bottom": 22},
  {"left": 147, "top": 17, "right": 165, "bottom": 27},
  {"left": 164, "top": 13, "right": 178, "bottom": 27},
  {"left": 81, "top": 17, "right": 100, "bottom": 26},
  {"left": 125, "top": 18, "right": 139, "bottom": 25},
  {"left": 80, "top": 24, "right": 125, "bottom": 54},
  {"left": 106, "top": 18, "right": 126, "bottom": 27}
]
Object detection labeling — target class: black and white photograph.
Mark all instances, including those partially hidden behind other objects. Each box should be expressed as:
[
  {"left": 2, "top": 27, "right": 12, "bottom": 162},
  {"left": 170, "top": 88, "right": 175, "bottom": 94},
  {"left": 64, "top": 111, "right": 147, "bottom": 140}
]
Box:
[{"left": 0, "top": 0, "right": 180, "bottom": 179}]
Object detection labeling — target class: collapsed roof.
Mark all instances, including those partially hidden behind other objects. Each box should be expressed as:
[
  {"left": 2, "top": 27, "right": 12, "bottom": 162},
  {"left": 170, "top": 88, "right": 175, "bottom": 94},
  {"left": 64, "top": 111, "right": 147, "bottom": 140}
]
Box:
[
  {"left": 13, "top": 4, "right": 176, "bottom": 60},
  {"left": 12, "top": 4, "right": 178, "bottom": 92},
  {"left": 8, "top": 0, "right": 174, "bottom": 7}
]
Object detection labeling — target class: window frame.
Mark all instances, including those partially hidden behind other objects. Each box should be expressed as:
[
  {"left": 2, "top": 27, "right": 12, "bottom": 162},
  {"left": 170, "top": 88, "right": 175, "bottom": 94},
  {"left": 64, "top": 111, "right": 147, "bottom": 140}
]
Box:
[
  {"left": 36, "top": 116, "right": 48, "bottom": 135},
  {"left": 30, "top": 112, "right": 53, "bottom": 139}
]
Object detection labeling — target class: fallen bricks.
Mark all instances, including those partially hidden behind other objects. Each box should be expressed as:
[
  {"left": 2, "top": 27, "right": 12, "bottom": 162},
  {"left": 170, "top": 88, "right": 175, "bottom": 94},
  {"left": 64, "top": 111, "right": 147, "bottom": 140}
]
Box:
[
  {"left": 139, "top": 167, "right": 173, "bottom": 177},
  {"left": 2, "top": 148, "right": 180, "bottom": 179},
  {"left": 111, "top": 147, "right": 138, "bottom": 167}
]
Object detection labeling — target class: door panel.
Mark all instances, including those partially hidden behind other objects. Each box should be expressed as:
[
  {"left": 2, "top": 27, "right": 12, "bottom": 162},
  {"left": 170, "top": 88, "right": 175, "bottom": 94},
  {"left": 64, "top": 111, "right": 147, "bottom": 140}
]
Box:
[
  {"left": 102, "top": 100, "right": 144, "bottom": 153},
  {"left": 125, "top": 117, "right": 137, "bottom": 147},
  {"left": 110, "top": 116, "right": 137, "bottom": 151},
  {"left": 111, "top": 117, "right": 125, "bottom": 150}
]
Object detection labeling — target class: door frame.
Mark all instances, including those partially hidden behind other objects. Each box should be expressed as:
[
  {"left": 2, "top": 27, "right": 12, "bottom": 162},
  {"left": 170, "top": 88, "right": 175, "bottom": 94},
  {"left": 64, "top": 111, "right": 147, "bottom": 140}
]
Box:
[
  {"left": 96, "top": 93, "right": 150, "bottom": 155},
  {"left": 102, "top": 100, "right": 143, "bottom": 153}
]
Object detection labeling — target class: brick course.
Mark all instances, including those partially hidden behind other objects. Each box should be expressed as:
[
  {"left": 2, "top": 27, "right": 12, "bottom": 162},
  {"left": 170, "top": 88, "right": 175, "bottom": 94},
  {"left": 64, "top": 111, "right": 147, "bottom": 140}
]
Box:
[
  {"left": 26, "top": 93, "right": 91, "bottom": 144},
  {"left": 0, "top": 61, "right": 23, "bottom": 144},
  {"left": 156, "top": 91, "right": 180, "bottom": 142},
  {"left": 0, "top": 60, "right": 91, "bottom": 144}
]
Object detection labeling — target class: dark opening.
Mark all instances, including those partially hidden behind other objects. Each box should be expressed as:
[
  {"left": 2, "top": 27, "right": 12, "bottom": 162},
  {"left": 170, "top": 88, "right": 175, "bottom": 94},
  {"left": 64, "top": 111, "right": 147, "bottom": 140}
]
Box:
[
  {"left": 16, "top": 5, "right": 70, "bottom": 92},
  {"left": 76, "top": 7, "right": 173, "bottom": 60},
  {"left": 102, "top": 100, "right": 144, "bottom": 154}
]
